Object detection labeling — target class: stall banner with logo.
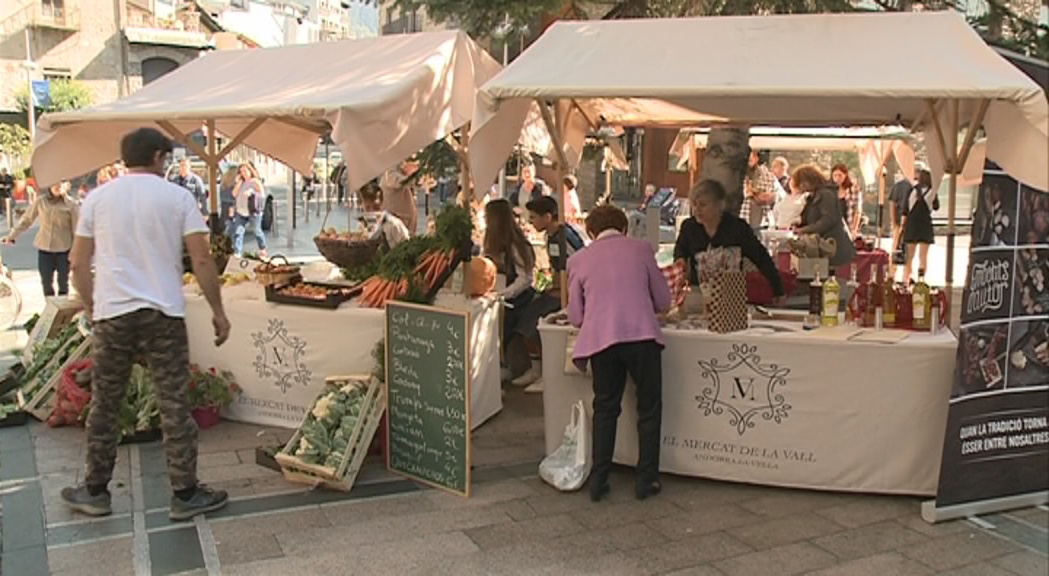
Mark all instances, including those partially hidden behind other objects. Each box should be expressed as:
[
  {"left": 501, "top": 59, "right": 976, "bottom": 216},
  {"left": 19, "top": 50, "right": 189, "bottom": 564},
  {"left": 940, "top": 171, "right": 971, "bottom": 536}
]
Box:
[{"left": 932, "top": 169, "right": 1049, "bottom": 510}]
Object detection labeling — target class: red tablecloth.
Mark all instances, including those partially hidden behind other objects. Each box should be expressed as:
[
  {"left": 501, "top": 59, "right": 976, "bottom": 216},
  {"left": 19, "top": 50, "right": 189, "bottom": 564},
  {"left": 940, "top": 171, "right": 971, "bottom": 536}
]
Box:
[{"left": 775, "top": 249, "right": 890, "bottom": 284}]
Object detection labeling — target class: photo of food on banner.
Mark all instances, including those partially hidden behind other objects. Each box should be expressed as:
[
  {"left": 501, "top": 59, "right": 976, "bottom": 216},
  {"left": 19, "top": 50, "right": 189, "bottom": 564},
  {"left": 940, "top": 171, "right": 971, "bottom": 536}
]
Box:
[
  {"left": 1014, "top": 247, "right": 1048, "bottom": 317},
  {"left": 1006, "top": 319, "right": 1049, "bottom": 388},
  {"left": 1017, "top": 185, "right": 1049, "bottom": 245},
  {"left": 971, "top": 175, "right": 1019, "bottom": 248},
  {"left": 953, "top": 322, "right": 1010, "bottom": 397}
]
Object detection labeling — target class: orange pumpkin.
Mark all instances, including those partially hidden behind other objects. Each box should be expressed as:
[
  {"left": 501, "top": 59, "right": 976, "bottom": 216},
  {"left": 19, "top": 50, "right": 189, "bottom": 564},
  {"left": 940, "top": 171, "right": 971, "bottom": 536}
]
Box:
[{"left": 467, "top": 256, "right": 497, "bottom": 297}]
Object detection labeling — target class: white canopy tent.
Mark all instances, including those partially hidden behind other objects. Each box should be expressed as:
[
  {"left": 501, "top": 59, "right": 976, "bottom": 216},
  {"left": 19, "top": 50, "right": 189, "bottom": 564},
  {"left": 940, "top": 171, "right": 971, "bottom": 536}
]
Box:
[
  {"left": 32, "top": 30, "right": 501, "bottom": 216},
  {"left": 469, "top": 10, "right": 1048, "bottom": 299}
]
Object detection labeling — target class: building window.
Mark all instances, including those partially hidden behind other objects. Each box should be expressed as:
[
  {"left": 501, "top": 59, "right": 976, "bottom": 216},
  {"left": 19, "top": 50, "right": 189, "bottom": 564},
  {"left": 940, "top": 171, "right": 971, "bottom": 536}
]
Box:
[
  {"left": 141, "top": 57, "right": 179, "bottom": 85},
  {"left": 41, "top": 0, "right": 65, "bottom": 18},
  {"left": 43, "top": 68, "right": 72, "bottom": 81}
]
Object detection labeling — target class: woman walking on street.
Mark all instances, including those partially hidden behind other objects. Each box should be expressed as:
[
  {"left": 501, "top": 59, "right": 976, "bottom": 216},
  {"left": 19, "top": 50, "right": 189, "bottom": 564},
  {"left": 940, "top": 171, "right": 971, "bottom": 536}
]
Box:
[
  {"left": 231, "top": 163, "right": 267, "bottom": 258},
  {"left": 2, "top": 181, "right": 79, "bottom": 297}
]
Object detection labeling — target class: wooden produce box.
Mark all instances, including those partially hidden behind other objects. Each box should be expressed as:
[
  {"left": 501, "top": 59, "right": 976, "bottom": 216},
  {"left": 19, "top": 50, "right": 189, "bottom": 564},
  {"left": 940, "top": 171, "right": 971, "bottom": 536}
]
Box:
[
  {"left": 23, "top": 298, "right": 83, "bottom": 364},
  {"left": 22, "top": 338, "right": 91, "bottom": 422},
  {"left": 275, "top": 375, "right": 386, "bottom": 492}
]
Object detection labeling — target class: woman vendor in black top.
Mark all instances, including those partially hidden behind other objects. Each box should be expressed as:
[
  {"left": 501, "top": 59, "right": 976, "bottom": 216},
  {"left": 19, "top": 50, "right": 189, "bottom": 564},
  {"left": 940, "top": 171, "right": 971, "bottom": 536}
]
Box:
[{"left": 674, "top": 180, "right": 785, "bottom": 299}]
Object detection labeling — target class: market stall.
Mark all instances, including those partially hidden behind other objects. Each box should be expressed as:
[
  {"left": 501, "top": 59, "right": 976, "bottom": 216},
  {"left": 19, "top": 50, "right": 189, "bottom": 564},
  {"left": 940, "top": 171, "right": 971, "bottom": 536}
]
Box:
[
  {"left": 183, "top": 288, "right": 501, "bottom": 431},
  {"left": 539, "top": 322, "right": 956, "bottom": 495},
  {"left": 467, "top": 10, "right": 1046, "bottom": 497}
]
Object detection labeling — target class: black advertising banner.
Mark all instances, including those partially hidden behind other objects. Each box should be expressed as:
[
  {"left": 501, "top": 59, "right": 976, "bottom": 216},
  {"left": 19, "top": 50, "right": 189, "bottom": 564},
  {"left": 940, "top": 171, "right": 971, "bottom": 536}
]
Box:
[{"left": 934, "top": 171, "right": 1049, "bottom": 510}]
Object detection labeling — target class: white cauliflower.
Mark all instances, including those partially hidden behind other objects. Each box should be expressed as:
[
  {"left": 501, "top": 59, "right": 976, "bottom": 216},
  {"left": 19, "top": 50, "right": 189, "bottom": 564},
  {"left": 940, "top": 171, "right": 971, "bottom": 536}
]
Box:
[
  {"left": 296, "top": 437, "right": 312, "bottom": 456},
  {"left": 311, "top": 394, "right": 334, "bottom": 420}
]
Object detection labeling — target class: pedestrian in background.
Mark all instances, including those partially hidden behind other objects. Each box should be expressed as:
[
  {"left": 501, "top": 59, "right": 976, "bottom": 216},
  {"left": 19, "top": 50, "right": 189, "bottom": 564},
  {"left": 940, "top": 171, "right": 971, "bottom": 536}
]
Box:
[
  {"left": 2, "top": 181, "right": 79, "bottom": 297},
  {"left": 231, "top": 163, "right": 267, "bottom": 258},
  {"left": 62, "top": 127, "right": 231, "bottom": 521}
]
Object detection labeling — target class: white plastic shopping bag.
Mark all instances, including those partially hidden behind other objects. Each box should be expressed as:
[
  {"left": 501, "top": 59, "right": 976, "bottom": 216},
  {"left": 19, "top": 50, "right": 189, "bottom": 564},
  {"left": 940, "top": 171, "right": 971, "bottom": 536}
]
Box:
[{"left": 538, "top": 400, "right": 591, "bottom": 491}]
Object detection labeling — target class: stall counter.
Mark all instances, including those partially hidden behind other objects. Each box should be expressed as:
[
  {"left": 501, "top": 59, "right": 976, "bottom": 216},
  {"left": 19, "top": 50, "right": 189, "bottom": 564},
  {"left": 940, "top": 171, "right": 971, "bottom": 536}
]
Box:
[
  {"left": 539, "top": 322, "right": 957, "bottom": 495},
  {"left": 185, "top": 288, "right": 501, "bottom": 430}
]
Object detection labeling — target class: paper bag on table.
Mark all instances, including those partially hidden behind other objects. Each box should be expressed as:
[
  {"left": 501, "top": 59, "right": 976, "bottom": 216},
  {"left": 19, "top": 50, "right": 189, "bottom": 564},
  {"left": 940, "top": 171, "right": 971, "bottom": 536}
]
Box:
[{"left": 707, "top": 271, "right": 749, "bottom": 334}]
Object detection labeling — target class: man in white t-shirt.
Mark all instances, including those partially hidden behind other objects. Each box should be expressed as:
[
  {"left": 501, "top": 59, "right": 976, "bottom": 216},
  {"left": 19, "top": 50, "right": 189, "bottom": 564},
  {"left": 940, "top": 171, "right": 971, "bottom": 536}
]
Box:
[{"left": 62, "top": 128, "right": 231, "bottom": 522}]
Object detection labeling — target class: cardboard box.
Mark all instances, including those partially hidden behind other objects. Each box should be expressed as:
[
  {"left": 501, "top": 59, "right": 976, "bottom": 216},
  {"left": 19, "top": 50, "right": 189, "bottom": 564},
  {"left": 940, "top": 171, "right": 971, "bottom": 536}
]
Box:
[{"left": 791, "top": 255, "right": 829, "bottom": 280}]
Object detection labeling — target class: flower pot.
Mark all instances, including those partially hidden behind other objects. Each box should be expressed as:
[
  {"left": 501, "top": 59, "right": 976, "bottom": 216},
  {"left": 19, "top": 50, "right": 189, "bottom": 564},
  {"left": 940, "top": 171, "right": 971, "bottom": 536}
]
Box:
[{"left": 191, "top": 406, "right": 222, "bottom": 430}]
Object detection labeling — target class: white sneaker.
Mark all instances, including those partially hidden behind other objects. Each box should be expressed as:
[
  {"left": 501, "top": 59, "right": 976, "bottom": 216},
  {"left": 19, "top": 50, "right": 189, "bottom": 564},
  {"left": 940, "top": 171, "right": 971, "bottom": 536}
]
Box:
[
  {"left": 511, "top": 366, "right": 540, "bottom": 387},
  {"left": 524, "top": 379, "right": 544, "bottom": 394}
]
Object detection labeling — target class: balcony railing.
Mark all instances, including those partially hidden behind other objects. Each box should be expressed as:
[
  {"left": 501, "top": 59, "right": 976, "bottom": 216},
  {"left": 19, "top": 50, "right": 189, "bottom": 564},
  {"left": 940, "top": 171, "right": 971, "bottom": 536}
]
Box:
[{"left": 29, "top": 4, "right": 81, "bottom": 31}]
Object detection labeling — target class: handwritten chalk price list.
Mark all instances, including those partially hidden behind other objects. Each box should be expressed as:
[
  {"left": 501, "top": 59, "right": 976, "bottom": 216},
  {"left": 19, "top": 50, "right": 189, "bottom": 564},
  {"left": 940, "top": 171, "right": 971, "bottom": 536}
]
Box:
[{"left": 384, "top": 302, "right": 471, "bottom": 496}]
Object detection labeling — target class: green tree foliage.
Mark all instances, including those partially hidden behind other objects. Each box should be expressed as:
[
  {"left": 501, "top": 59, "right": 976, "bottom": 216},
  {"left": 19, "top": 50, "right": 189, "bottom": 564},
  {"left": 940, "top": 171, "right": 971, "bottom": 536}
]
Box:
[
  {"left": 0, "top": 123, "right": 31, "bottom": 160},
  {"left": 389, "top": 0, "right": 562, "bottom": 38},
  {"left": 15, "top": 78, "right": 94, "bottom": 115}
]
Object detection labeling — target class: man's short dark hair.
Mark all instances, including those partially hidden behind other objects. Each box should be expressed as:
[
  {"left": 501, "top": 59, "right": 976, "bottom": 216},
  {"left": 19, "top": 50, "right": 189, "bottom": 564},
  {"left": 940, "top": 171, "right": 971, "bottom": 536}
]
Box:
[
  {"left": 525, "top": 195, "right": 558, "bottom": 218},
  {"left": 120, "top": 128, "right": 173, "bottom": 168}
]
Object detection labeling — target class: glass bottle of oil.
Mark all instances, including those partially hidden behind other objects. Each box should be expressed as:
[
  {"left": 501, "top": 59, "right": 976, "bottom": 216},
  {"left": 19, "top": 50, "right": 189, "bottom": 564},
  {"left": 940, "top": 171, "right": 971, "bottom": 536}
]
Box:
[
  {"left": 882, "top": 263, "right": 896, "bottom": 327},
  {"left": 821, "top": 270, "right": 840, "bottom": 327},
  {"left": 807, "top": 272, "right": 822, "bottom": 329},
  {"left": 912, "top": 270, "right": 931, "bottom": 330}
]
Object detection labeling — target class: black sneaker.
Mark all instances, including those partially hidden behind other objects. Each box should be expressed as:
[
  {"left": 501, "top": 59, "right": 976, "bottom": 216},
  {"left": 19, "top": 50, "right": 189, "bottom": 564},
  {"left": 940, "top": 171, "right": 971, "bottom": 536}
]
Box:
[
  {"left": 61, "top": 485, "right": 112, "bottom": 517},
  {"left": 168, "top": 485, "right": 228, "bottom": 521}
]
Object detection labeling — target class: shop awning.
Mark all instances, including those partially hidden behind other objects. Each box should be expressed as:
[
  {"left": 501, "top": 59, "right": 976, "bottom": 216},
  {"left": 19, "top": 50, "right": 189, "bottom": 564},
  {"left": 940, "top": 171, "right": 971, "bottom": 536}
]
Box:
[
  {"left": 469, "top": 11, "right": 1048, "bottom": 193},
  {"left": 33, "top": 30, "right": 501, "bottom": 191}
]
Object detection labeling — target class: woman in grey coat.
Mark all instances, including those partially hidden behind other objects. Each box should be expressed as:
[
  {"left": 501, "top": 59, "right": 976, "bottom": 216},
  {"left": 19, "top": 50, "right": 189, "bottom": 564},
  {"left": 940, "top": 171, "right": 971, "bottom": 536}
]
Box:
[{"left": 791, "top": 164, "right": 857, "bottom": 268}]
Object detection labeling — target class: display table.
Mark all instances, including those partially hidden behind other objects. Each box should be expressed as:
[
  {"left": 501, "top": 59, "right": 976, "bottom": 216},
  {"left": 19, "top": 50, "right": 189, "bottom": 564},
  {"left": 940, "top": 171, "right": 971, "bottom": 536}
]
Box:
[
  {"left": 539, "top": 322, "right": 957, "bottom": 495},
  {"left": 185, "top": 287, "right": 501, "bottom": 430}
]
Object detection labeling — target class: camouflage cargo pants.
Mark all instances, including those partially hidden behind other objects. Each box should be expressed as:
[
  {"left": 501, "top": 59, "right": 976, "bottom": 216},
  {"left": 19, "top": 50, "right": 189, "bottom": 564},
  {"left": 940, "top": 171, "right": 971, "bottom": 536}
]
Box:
[{"left": 85, "top": 308, "right": 198, "bottom": 491}]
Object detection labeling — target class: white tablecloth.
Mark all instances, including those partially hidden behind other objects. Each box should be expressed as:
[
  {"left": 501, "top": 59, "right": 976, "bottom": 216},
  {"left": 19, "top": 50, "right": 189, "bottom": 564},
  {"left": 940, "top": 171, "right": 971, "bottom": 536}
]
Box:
[
  {"left": 539, "top": 322, "right": 957, "bottom": 496},
  {"left": 185, "top": 287, "right": 501, "bottom": 430}
]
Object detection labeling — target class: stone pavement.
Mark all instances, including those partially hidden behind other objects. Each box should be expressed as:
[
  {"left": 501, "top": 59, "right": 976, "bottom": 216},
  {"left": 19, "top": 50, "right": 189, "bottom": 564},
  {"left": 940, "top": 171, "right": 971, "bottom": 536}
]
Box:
[{"left": 1, "top": 381, "right": 1046, "bottom": 576}]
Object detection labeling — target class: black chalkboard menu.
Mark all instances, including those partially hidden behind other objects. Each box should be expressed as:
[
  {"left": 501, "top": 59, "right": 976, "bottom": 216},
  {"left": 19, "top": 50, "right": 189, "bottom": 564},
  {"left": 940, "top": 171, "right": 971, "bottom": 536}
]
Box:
[{"left": 385, "top": 302, "right": 471, "bottom": 496}]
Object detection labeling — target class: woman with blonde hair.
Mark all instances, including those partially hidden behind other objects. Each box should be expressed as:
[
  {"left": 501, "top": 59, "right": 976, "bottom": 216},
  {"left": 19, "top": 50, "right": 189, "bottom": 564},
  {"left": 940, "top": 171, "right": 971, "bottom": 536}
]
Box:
[
  {"left": 2, "top": 181, "right": 79, "bottom": 296},
  {"left": 231, "top": 163, "right": 267, "bottom": 257}
]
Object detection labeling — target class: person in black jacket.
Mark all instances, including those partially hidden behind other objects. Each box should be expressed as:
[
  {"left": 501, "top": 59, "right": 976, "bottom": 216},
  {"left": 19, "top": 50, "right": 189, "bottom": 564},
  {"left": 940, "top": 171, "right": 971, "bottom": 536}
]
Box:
[
  {"left": 673, "top": 180, "right": 785, "bottom": 301},
  {"left": 790, "top": 164, "right": 857, "bottom": 268}
]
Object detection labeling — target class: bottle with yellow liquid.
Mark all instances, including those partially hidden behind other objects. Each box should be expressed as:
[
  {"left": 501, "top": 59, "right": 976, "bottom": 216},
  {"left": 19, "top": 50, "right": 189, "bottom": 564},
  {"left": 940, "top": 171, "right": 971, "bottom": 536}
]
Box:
[
  {"left": 912, "top": 270, "right": 931, "bottom": 330},
  {"left": 821, "top": 270, "right": 840, "bottom": 327},
  {"left": 882, "top": 263, "right": 897, "bottom": 328}
]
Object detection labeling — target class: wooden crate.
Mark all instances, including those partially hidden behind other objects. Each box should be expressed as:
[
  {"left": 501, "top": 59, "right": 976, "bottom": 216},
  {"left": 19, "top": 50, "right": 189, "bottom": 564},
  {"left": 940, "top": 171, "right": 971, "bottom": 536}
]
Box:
[
  {"left": 22, "top": 338, "right": 91, "bottom": 422},
  {"left": 23, "top": 299, "right": 83, "bottom": 365},
  {"left": 275, "top": 375, "right": 386, "bottom": 492}
]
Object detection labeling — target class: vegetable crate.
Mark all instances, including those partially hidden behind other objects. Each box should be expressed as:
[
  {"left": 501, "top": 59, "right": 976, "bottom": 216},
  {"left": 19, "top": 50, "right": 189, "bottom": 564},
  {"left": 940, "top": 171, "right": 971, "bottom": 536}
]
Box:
[
  {"left": 22, "top": 338, "right": 91, "bottom": 422},
  {"left": 275, "top": 375, "right": 386, "bottom": 492}
]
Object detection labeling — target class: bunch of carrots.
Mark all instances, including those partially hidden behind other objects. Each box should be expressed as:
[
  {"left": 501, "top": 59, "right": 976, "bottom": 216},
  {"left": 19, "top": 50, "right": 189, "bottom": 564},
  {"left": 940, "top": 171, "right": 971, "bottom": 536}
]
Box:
[{"left": 357, "top": 248, "right": 456, "bottom": 308}]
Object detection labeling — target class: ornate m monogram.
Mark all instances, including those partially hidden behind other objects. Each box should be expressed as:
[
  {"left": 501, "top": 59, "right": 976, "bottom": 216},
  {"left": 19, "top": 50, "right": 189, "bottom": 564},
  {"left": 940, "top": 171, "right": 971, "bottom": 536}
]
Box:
[
  {"left": 695, "top": 344, "right": 791, "bottom": 436},
  {"left": 251, "top": 319, "right": 311, "bottom": 394}
]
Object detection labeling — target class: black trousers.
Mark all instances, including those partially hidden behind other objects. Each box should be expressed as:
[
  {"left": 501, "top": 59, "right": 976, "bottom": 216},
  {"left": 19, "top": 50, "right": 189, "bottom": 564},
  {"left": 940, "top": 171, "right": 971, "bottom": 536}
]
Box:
[
  {"left": 589, "top": 340, "right": 663, "bottom": 488},
  {"left": 38, "top": 250, "right": 70, "bottom": 297}
]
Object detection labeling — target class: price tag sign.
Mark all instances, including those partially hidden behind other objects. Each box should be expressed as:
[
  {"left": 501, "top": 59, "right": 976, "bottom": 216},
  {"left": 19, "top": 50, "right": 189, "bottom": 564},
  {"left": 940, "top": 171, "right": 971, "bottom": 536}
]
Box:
[{"left": 384, "top": 302, "right": 471, "bottom": 496}]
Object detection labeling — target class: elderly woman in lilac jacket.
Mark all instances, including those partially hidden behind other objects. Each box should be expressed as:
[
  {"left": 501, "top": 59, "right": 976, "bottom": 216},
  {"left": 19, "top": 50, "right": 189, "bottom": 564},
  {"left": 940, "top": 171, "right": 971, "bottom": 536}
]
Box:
[{"left": 567, "top": 205, "right": 672, "bottom": 503}]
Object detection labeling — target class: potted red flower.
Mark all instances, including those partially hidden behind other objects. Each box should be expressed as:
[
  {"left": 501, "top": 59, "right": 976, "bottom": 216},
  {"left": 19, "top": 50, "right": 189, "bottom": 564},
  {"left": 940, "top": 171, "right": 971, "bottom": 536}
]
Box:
[{"left": 187, "top": 364, "right": 240, "bottom": 429}]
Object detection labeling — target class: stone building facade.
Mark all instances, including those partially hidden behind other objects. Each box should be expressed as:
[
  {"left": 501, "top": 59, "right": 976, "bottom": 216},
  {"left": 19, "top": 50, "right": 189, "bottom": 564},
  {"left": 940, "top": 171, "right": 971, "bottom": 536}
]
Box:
[{"left": 0, "top": 0, "right": 213, "bottom": 116}]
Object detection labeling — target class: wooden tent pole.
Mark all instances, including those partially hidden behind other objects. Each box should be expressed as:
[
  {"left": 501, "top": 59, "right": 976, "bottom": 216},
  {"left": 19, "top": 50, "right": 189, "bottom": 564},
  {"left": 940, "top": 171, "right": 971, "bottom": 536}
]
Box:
[
  {"left": 945, "top": 100, "right": 960, "bottom": 310},
  {"left": 537, "top": 100, "right": 571, "bottom": 309}
]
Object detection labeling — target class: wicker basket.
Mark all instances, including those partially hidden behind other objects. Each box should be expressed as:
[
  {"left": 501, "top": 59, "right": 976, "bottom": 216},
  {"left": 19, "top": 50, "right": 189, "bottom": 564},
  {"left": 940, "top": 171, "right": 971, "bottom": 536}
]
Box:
[
  {"left": 314, "top": 236, "right": 383, "bottom": 269},
  {"left": 254, "top": 255, "right": 301, "bottom": 286}
]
